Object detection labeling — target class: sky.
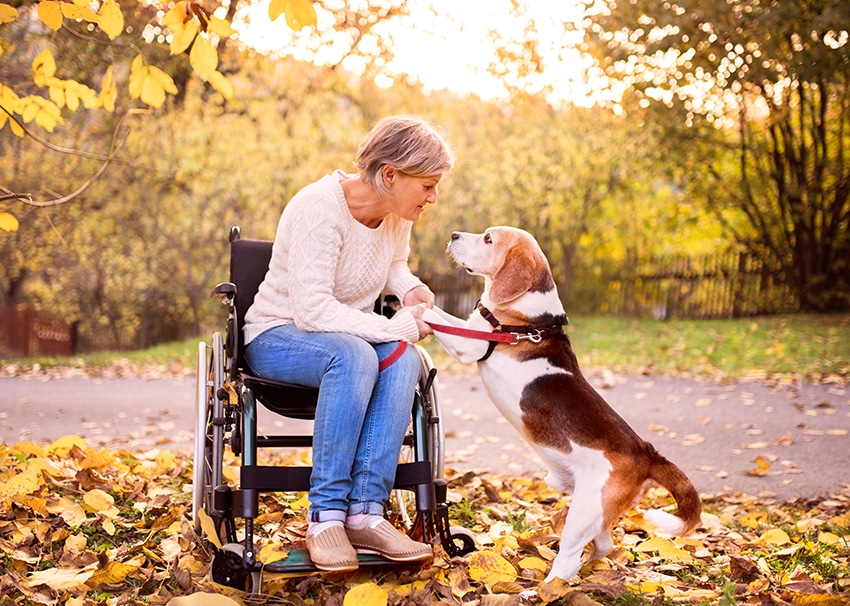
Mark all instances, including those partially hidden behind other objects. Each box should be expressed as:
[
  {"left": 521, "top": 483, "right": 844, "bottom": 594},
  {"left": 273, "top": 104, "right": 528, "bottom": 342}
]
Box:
[{"left": 234, "top": 0, "right": 595, "bottom": 104}]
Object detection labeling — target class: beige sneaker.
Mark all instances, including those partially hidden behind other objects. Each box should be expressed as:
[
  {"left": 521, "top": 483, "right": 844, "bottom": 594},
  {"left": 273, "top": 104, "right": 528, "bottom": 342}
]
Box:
[
  {"left": 345, "top": 519, "right": 433, "bottom": 562},
  {"left": 306, "top": 524, "right": 359, "bottom": 572}
]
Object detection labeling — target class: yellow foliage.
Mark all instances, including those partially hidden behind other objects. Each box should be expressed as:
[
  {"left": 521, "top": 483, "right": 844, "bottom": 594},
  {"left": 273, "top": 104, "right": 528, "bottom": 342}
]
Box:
[
  {"left": 467, "top": 549, "right": 517, "bottom": 586},
  {"left": 343, "top": 582, "right": 388, "bottom": 606},
  {"left": 189, "top": 36, "right": 218, "bottom": 79},
  {"left": 208, "top": 16, "right": 237, "bottom": 38},
  {"left": 32, "top": 48, "right": 57, "bottom": 86},
  {"left": 37, "top": 1, "right": 63, "bottom": 31},
  {"left": 171, "top": 19, "right": 200, "bottom": 55},
  {"left": 756, "top": 527, "right": 791, "bottom": 547},
  {"left": 99, "top": 64, "right": 117, "bottom": 112},
  {"left": 208, "top": 71, "right": 235, "bottom": 100},
  {"left": 0, "top": 4, "right": 18, "bottom": 23},
  {"left": 0, "top": 212, "right": 20, "bottom": 233},
  {"left": 98, "top": 0, "right": 124, "bottom": 40},
  {"left": 86, "top": 560, "right": 140, "bottom": 588},
  {"left": 268, "top": 0, "right": 317, "bottom": 30},
  {"left": 60, "top": 3, "right": 99, "bottom": 22},
  {"left": 83, "top": 488, "right": 115, "bottom": 512}
]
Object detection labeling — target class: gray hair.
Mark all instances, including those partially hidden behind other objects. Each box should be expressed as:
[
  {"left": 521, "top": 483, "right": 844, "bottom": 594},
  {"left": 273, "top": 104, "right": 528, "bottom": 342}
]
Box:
[{"left": 356, "top": 115, "right": 455, "bottom": 198}]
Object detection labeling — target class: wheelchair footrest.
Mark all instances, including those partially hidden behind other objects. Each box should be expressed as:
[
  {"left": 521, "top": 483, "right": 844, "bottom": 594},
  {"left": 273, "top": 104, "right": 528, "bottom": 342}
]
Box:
[{"left": 261, "top": 549, "right": 402, "bottom": 574}]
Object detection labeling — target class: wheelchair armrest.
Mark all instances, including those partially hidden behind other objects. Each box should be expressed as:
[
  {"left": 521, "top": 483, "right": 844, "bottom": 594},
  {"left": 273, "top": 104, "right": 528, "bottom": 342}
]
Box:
[{"left": 212, "top": 282, "right": 237, "bottom": 303}]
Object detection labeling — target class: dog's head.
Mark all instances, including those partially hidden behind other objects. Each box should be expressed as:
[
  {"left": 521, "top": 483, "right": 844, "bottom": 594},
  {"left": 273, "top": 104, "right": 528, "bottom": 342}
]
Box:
[{"left": 447, "top": 226, "right": 556, "bottom": 304}]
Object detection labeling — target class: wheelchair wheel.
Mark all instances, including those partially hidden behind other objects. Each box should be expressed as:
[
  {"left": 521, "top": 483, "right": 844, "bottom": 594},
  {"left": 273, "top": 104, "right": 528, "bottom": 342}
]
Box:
[
  {"left": 211, "top": 543, "right": 262, "bottom": 594},
  {"left": 192, "top": 332, "right": 226, "bottom": 534}
]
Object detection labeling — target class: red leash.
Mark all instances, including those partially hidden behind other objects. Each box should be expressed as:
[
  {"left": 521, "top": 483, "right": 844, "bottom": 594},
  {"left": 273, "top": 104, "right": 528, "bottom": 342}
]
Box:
[{"left": 424, "top": 321, "right": 521, "bottom": 343}]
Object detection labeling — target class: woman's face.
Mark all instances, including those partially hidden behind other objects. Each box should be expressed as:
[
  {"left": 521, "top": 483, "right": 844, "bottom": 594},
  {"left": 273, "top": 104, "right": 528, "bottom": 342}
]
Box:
[{"left": 391, "top": 172, "right": 443, "bottom": 222}]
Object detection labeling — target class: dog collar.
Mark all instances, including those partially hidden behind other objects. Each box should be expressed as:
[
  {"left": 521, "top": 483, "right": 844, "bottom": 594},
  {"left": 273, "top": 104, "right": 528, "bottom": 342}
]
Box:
[{"left": 474, "top": 301, "right": 568, "bottom": 362}]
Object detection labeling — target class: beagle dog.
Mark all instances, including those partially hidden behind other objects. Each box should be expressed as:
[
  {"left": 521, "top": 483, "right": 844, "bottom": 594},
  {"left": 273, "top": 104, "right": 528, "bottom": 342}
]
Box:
[{"left": 422, "top": 226, "right": 701, "bottom": 583}]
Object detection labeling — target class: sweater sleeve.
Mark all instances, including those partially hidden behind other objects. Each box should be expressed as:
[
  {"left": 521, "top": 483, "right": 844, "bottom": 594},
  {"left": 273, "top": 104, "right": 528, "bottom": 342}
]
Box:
[
  {"left": 285, "top": 197, "right": 421, "bottom": 344},
  {"left": 385, "top": 221, "right": 427, "bottom": 301}
]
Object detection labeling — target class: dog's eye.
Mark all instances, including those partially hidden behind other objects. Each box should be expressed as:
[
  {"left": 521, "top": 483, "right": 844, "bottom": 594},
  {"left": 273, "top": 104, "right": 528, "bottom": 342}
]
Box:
[{"left": 483, "top": 233, "right": 492, "bottom": 244}]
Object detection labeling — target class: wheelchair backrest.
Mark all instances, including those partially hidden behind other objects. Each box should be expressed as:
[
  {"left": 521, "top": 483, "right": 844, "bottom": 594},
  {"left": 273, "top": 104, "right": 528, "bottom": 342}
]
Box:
[{"left": 229, "top": 234, "right": 273, "bottom": 368}]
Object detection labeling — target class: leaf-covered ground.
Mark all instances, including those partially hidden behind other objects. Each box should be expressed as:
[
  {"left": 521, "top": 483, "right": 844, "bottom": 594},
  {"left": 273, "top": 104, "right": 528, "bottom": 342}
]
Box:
[{"left": 1, "top": 438, "right": 848, "bottom": 606}]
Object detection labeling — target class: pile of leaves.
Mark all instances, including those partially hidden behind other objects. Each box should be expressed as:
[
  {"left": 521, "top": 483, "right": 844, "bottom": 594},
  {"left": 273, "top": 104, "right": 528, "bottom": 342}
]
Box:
[{"left": 1, "top": 438, "right": 848, "bottom": 606}]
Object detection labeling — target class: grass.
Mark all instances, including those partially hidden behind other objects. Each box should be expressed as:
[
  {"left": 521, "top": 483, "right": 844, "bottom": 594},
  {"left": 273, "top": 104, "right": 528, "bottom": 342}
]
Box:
[{"left": 2, "top": 313, "right": 849, "bottom": 383}]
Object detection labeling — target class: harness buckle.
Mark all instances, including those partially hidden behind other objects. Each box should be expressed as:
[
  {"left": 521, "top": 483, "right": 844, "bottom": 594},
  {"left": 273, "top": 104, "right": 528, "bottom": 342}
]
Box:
[{"left": 510, "top": 329, "right": 544, "bottom": 344}]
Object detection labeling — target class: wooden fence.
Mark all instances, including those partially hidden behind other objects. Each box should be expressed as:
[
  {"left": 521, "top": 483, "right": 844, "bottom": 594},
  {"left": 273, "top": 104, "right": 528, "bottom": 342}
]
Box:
[
  {"left": 422, "top": 252, "right": 797, "bottom": 320},
  {"left": 0, "top": 306, "right": 77, "bottom": 358}
]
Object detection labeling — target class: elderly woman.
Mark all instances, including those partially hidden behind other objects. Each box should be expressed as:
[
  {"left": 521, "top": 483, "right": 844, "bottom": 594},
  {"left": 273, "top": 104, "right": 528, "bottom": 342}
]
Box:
[{"left": 243, "top": 115, "right": 454, "bottom": 571}]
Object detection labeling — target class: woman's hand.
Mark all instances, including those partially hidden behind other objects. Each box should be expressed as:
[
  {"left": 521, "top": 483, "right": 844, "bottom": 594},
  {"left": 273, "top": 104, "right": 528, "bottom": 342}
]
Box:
[
  {"left": 406, "top": 302, "right": 433, "bottom": 341},
  {"left": 403, "top": 285, "right": 435, "bottom": 309}
]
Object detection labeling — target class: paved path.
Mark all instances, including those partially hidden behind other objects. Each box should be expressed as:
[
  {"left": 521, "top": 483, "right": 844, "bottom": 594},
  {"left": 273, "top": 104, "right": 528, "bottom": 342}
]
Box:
[{"left": 1, "top": 371, "right": 848, "bottom": 501}]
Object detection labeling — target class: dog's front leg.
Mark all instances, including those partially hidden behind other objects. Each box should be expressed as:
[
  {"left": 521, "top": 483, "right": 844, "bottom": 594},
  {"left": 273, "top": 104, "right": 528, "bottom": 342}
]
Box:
[{"left": 421, "top": 307, "right": 490, "bottom": 364}]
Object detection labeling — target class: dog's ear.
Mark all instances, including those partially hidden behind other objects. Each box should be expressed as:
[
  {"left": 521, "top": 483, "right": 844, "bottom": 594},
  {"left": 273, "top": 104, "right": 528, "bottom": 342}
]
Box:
[{"left": 490, "top": 246, "right": 535, "bottom": 303}]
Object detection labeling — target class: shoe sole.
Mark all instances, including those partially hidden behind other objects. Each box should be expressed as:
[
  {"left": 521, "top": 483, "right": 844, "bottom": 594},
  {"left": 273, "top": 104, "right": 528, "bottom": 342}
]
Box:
[{"left": 352, "top": 547, "right": 433, "bottom": 562}]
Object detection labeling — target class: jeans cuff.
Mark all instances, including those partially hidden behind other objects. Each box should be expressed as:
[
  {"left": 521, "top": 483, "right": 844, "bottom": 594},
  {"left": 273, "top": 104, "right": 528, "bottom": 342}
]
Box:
[
  {"left": 346, "top": 502, "right": 385, "bottom": 516},
  {"left": 309, "top": 509, "right": 347, "bottom": 523}
]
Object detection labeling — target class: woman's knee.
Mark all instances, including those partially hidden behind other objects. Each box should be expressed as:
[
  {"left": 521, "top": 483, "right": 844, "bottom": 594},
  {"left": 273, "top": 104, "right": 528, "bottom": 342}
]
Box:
[
  {"left": 328, "top": 334, "right": 379, "bottom": 377},
  {"left": 385, "top": 344, "right": 422, "bottom": 385}
]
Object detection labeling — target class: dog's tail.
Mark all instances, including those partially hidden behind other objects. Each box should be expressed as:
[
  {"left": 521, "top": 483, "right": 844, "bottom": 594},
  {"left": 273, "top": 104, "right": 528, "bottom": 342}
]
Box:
[{"left": 644, "top": 451, "right": 702, "bottom": 535}]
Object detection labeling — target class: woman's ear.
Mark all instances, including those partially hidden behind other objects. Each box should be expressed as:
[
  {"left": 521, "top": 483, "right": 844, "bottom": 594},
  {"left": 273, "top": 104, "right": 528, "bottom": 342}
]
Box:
[{"left": 382, "top": 165, "right": 397, "bottom": 188}]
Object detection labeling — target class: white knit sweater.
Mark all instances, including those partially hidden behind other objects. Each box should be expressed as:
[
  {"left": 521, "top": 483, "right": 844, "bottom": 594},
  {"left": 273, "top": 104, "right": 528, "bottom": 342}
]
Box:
[{"left": 243, "top": 170, "right": 425, "bottom": 345}]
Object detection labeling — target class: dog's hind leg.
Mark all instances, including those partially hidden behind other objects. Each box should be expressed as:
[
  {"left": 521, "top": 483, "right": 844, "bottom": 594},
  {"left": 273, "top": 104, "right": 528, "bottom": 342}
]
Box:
[
  {"left": 590, "top": 528, "right": 614, "bottom": 561},
  {"left": 544, "top": 484, "right": 606, "bottom": 582}
]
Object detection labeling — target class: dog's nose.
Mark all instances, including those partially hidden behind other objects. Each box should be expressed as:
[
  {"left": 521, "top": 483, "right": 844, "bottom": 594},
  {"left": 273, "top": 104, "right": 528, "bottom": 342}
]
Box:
[{"left": 451, "top": 232, "right": 460, "bottom": 241}]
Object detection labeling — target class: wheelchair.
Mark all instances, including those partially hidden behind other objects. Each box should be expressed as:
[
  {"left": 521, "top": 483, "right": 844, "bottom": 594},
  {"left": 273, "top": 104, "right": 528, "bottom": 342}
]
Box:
[{"left": 193, "top": 225, "right": 475, "bottom": 591}]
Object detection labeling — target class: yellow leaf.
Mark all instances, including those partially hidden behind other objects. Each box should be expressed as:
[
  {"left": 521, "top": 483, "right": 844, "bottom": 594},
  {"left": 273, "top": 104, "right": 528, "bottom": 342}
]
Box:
[
  {"left": 343, "top": 582, "right": 388, "bottom": 606},
  {"left": 0, "top": 212, "right": 20, "bottom": 233},
  {"left": 284, "top": 0, "right": 316, "bottom": 30},
  {"left": 634, "top": 536, "right": 692, "bottom": 562},
  {"left": 756, "top": 528, "right": 791, "bottom": 547},
  {"left": 140, "top": 68, "right": 166, "bottom": 107},
  {"left": 259, "top": 542, "right": 290, "bottom": 565},
  {"left": 467, "top": 549, "right": 517, "bottom": 586},
  {"left": 37, "top": 1, "right": 63, "bottom": 31},
  {"left": 162, "top": 2, "right": 189, "bottom": 30},
  {"left": 32, "top": 48, "right": 56, "bottom": 86},
  {"left": 80, "top": 448, "right": 115, "bottom": 470},
  {"left": 207, "top": 15, "right": 236, "bottom": 38},
  {"left": 166, "top": 593, "right": 243, "bottom": 605},
  {"left": 99, "top": 64, "right": 116, "bottom": 111},
  {"left": 83, "top": 489, "right": 115, "bottom": 512},
  {"left": 208, "top": 70, "right": 234, "bottom": 99},
  {"left": 27, "top": 566, "right": 95, "bottom": 591},
  {"left": 198, "top": 508, "right": 222, "bottom": 549},
  {"left": 189, "top": 35, "right": 217, "bottom": 78},
  {"left": 0, "top": 470, "right": 41, "bottom": 501},
  {"left": 47, "top": 496, "right": 88, "bottom": 527},
  {"left": 49, "top": 84, "right": 65, "bottom": 108},
  {"left": 268, "top": 0, "right": 286, "bottom": 21},
  {"left": 129, "top": 55, "right": 146, "bottom": 99},
  {"left": 14, "top": 494, "right": 48, "bottom": 515},
  {"left": 98, "top": 0, "right": 124, "bottom": 40},
  {"left": 738, "top": 510, "right": 768, "bottom": 529},
  {"left": 170, "top": 18, "right": 198, "bottom": 54},
  {"left": 50, "top": 435, "right": 86, "bottom": 456},
  {"left": 0, "top": 4, "right": 18, "bottom": 23},
  {"left": 517, "top": 556, "right": 548, "bottom": 572},
  {"left": 817, "top": 531, "right": 841, "bottom": 545},
  {"left": 10, "top": 442, "right": 46, "bottom": 457},
  {"left": 61, "top": 3, "right": 99, "bottom": 22},
  {"left": 86, "top": 560, "right": 139, "bottom": 587}
]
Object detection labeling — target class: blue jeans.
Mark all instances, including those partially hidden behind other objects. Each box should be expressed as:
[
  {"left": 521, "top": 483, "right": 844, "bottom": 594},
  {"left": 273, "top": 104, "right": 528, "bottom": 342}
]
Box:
[{"left": 244, "top": 323, "right": 421, "bottom": 522}]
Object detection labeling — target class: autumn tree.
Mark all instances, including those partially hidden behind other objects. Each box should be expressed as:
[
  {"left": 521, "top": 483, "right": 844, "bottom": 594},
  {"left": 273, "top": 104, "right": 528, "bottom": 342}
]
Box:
[{"left": 579, "top": 0, "right": 850, "bottom": 312}]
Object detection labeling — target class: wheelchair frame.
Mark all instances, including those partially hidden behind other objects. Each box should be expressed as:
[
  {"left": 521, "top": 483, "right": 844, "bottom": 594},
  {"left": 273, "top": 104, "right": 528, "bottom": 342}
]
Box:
[{"left": 193, "top": 226, "right": 473, "bottom": 590}]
